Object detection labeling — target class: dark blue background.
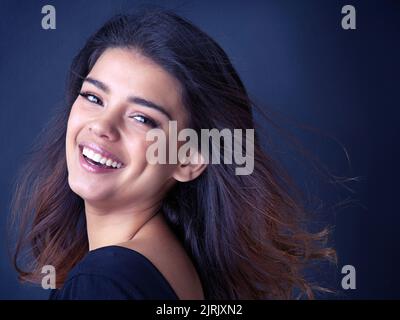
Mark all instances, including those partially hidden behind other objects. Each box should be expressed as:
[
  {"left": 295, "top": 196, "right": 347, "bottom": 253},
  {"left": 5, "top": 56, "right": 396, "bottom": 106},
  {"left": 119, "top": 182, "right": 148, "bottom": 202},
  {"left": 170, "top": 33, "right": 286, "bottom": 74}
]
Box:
[{"left": 0, "top": 0, "right": 399, "bottom": 299}]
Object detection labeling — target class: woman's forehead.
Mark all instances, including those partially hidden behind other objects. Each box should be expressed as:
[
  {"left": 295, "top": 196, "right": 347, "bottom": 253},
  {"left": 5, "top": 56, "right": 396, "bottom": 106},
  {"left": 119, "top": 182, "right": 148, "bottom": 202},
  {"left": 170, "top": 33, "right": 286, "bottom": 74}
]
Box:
[{"left": 87, "top": 48, "right": 185, "bottom": 118}]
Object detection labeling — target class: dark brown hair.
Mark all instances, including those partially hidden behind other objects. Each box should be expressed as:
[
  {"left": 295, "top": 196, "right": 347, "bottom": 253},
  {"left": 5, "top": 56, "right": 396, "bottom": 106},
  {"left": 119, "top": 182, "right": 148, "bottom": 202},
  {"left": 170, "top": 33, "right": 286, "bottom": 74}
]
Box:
[{"left": 10, "top": 9, "right": 337, "bottom": 299}]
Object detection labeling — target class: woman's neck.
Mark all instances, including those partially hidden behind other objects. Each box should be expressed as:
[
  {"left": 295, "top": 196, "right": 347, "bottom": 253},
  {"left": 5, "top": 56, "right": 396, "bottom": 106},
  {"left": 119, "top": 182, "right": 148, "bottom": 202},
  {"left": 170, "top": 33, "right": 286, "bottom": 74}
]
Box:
[{"left": 84, "top": 202, "right": 160, "bottom": 251}]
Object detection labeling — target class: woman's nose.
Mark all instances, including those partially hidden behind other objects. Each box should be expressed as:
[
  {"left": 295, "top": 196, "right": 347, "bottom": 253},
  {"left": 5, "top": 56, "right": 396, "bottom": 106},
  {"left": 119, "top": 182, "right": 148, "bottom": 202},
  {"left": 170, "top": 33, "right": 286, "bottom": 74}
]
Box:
[{"left": 89, "top": 110, "right": 121, "bottom": 141}]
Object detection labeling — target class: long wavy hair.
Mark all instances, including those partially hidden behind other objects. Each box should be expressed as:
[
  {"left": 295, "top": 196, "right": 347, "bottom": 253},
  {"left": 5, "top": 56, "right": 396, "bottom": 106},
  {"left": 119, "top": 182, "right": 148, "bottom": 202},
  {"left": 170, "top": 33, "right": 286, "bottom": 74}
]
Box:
[{"left": 9, "top": 9, "right": 337, "bottom": 299}]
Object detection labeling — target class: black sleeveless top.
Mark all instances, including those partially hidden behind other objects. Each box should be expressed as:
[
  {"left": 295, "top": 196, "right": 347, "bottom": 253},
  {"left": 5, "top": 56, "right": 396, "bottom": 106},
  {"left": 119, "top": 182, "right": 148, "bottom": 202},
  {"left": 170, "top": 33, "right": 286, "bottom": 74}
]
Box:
[{"left": 49, "top": 246, "right": 179, "bottom": 300}]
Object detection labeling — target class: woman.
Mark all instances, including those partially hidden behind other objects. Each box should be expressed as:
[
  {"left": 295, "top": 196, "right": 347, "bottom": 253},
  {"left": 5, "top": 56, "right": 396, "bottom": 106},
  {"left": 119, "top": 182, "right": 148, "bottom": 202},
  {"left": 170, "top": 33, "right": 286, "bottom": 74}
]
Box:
[{"left": 10, "top": 9, "right": 336, "bottom": 300}]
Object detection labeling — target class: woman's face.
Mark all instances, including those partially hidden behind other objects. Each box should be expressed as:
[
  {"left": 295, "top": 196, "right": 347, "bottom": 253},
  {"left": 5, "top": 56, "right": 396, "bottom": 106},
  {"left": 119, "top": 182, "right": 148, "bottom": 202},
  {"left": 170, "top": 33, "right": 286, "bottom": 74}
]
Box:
[{"left": 66, "top": 48, "right": 187, "bottom": 211}]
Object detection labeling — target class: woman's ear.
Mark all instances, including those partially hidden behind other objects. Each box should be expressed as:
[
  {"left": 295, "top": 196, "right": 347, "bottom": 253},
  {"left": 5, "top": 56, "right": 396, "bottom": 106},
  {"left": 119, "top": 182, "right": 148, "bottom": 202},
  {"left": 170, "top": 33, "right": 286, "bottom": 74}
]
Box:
[{"left": 172, "top": 150, "right": 207, "bottom": 182}]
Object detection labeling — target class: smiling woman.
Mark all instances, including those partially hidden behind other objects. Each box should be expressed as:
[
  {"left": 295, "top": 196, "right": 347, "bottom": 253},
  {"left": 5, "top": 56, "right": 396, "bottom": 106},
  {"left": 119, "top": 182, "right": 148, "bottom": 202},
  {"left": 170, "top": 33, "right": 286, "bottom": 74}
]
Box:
[{"left": 10, "top": 9, "right": 336, "bottom": 300}]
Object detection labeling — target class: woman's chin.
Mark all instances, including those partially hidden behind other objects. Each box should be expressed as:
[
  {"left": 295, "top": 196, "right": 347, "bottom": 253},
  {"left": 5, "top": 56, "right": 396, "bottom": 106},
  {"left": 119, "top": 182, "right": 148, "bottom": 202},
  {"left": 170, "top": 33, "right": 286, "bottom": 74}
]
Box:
[{"left": 68, "top": 179, "right": 115, "bottom": 203}]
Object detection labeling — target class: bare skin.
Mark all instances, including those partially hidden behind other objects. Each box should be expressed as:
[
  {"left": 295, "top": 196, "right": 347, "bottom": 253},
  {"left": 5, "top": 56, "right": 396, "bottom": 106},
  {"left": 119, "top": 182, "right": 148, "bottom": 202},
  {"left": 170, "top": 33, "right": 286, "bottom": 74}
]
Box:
[{"left": 117, "top": 213, "right": 205, "bottom": 300}]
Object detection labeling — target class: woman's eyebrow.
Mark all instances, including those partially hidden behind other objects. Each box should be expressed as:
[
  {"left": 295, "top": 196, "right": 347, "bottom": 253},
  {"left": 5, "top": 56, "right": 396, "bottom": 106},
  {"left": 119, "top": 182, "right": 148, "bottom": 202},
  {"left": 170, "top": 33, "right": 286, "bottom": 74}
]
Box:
[{"left": 83, "top": 77, "right": 172, "bottom": 120}]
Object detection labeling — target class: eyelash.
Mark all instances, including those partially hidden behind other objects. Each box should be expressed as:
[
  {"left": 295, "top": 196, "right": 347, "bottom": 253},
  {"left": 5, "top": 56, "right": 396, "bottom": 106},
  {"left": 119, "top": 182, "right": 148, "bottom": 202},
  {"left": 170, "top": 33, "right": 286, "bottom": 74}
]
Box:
[
  {"left": 79, "top": 92, "right": 103, "bottom": 106},
  {"left": 79, "top": 91, "right": 159, "bottom": 128}
]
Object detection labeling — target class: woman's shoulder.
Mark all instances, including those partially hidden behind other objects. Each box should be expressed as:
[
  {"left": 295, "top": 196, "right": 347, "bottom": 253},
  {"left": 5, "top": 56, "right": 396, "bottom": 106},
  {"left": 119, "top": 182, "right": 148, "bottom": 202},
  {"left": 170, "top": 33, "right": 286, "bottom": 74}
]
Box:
[
  {"left": 49, "top": 246, "right": 179, "bottom": 300},
  {"left": 119, "top": 231, "right": 205, "bottom": 300}
]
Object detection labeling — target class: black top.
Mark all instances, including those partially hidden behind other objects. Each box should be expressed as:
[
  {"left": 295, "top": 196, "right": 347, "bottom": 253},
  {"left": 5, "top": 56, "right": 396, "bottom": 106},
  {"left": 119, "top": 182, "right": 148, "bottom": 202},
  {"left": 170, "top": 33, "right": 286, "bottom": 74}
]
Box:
[{"left": 49, "top": 245, "right": 179, "bottom": 300}]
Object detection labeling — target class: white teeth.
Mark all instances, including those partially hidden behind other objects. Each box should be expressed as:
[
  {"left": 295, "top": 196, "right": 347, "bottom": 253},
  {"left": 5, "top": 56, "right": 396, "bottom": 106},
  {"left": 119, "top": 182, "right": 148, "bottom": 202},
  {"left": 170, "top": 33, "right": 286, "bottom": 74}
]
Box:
[
  {"left": 93, "top": 154, "right": 101, "bottom": 162},
  {"left": 82, "top": 147, "right": 123, "bottom": 169},
  {"left": 82, "top": 147, "right": 90, "bottom": 157}
]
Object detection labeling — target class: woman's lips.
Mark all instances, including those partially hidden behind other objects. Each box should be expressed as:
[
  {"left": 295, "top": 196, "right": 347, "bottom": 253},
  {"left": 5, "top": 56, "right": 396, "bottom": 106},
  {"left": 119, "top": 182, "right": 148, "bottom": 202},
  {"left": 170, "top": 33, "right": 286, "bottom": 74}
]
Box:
[
  {"left": 79, "top": 148, "right": 123, "bottom": 174},
  {"left": 78, "top": 141, "right": 125, "bottom": 166}
]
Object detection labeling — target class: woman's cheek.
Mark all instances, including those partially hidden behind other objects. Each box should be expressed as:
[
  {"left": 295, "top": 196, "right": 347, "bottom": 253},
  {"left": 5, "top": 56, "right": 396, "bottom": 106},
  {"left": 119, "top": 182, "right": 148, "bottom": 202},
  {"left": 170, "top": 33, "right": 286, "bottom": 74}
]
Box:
[{"left": 69, "top": 104, "right": 91, "bottom": 130}]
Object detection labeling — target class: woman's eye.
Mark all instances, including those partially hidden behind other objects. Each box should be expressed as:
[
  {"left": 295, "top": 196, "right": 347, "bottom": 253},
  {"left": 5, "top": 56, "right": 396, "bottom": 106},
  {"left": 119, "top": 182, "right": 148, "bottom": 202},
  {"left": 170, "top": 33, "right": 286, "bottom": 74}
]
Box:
[
  {"left": 130, "top": 115, "right": 158, "bottom": 128},
  {"left": 79, "top": 92, "right": 103, "bottom": 106}
]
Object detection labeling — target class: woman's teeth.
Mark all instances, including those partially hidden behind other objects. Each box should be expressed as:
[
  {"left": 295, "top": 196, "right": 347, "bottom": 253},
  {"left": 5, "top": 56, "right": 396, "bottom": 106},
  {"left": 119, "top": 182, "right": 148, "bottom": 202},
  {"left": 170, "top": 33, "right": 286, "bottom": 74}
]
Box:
[{"left": 82, "top": 147, "right": 122, "bottom": 169}]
